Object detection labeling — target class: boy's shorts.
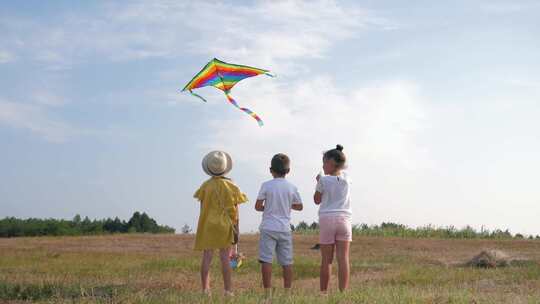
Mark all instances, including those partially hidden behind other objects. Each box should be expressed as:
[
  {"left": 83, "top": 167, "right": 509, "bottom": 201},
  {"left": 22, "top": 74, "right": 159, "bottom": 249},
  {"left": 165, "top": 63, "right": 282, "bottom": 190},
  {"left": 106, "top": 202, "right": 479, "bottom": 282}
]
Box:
[
  {"left": 319, "top": 215, "right": 352, "bottom": 244},
  {"left": 259, "top": 229, "right": 293, "bottom": 266}
]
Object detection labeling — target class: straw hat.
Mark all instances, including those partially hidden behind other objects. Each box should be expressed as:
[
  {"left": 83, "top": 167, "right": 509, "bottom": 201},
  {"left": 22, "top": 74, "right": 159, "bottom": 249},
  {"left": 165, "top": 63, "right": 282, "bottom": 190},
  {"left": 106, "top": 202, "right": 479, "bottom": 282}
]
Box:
[{"left": 202, "top": 151, "right": 233, "bottom": 176}]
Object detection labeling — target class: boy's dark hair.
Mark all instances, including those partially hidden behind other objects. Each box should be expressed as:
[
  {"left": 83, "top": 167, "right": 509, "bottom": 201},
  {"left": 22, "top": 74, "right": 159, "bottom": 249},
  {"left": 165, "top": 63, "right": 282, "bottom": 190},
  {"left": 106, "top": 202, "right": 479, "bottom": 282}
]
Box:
[
  {"left": 270, "top": 153, "right": 290, "bottom": 176},
  {"left": 323, "top": 144, "right": 346, "bottom": 167}
]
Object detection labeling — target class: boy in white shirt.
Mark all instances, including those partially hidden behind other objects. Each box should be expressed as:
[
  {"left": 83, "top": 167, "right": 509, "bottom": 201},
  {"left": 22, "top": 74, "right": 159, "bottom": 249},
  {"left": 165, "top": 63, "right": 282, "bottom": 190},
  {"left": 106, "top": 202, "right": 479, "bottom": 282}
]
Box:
[{"left": 255, "top": 153, "right": 303, "bottom": 298}]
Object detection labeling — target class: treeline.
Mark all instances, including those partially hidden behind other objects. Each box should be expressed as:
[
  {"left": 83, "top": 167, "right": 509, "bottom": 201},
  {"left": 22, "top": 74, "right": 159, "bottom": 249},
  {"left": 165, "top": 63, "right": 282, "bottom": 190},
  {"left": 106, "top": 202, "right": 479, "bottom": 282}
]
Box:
[
  {"left": 292, "top": 221, "right": 540, "bottom": 240},
  {"left": 0, "top": 212, "right": 175, "bottom": 237}
]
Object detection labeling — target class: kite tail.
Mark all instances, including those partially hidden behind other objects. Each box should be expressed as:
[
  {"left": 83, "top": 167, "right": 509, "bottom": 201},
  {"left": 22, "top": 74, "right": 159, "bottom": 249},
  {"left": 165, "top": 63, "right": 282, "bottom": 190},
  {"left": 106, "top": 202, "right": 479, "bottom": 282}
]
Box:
[
  {"left": 188, "top": 89, "right": 208, "bottom": 102},
  {"left": 224, "top": 91, "right": 264, "bottom": 127}
]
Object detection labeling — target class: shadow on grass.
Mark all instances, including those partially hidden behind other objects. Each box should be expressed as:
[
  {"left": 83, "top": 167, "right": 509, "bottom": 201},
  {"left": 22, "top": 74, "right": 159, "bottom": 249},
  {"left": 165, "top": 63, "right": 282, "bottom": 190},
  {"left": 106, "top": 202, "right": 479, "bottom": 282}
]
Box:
[{"left": 0, "top": 281, "right": 130, "bottom": 301}]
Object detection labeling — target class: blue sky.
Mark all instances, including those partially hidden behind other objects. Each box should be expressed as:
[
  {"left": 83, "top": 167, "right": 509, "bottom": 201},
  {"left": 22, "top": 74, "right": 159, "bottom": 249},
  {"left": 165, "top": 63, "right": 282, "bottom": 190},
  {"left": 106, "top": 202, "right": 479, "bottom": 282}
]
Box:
[{"left": 1, "top": 1, "right": 539, "bottom": 235}]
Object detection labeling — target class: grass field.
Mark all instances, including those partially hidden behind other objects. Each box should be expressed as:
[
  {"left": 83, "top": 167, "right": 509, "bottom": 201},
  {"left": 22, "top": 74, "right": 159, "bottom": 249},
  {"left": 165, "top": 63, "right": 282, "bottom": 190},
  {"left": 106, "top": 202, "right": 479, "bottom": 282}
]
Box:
[{"left": 1, "top": 234, "right": 540, "bottom": 303}]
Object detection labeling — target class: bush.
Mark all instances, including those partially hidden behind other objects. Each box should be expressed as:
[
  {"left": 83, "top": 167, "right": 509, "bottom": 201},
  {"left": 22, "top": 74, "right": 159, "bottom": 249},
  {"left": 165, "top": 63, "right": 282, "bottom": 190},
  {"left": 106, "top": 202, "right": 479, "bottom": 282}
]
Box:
[
  {"left": 293, "top": 221, "right": 523, "bottom": 240},
  {"left": 181, "top": 224, "right": 192, "bottom": 234}
]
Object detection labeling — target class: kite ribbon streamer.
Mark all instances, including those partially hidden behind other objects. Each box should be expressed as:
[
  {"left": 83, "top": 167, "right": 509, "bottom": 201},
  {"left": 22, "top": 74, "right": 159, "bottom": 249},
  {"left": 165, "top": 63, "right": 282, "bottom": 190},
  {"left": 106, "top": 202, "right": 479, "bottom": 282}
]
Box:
[
  {"left": 224, "top": 91, "right": 264, "bottom": 127},
  {"left": 189, "top": 90, "right": 208, "bottom": 103}
]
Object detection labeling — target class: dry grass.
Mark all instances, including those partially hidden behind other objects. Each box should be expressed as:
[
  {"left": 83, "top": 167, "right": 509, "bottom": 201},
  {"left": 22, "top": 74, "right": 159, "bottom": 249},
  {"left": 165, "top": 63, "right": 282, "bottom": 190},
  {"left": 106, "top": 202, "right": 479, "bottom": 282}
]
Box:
[{"left": 1, "top": 234, "right": 539, "bottom": 303}]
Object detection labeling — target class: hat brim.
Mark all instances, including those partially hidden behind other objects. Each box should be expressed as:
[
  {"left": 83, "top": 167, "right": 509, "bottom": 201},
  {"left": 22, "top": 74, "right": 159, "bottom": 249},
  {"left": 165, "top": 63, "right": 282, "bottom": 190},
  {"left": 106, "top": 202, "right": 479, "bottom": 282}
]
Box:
[{"left": 202, "top": 151, "right": 233, "bottom": 176}]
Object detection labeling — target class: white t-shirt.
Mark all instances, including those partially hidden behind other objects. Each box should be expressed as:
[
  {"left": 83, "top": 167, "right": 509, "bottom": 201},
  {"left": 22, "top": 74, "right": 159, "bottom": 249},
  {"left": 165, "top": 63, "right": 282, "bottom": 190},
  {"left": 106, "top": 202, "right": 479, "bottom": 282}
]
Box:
[
  {"left": 257, "top": 178, "right": 302, "bottom": 232},
  {"left": 316, "top": 171, "right": 352, "bottom": 218}
]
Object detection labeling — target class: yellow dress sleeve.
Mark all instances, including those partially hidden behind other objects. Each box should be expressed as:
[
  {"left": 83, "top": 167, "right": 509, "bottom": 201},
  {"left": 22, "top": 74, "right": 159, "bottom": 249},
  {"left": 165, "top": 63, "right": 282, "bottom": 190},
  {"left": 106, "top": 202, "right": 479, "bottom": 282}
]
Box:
[
  {"left": 193, "top": 180, "right": 209, "bottom": 201},
  {"left": 227, "top": 181, "right": 248, "bottom": 205},
  {"left": 193, "top": 187, "right": 203, "bottom": 201}
]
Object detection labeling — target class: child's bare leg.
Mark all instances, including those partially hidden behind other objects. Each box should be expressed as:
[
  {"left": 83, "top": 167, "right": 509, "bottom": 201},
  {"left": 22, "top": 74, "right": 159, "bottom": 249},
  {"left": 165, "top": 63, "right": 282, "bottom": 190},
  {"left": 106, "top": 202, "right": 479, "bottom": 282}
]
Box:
[
  {"left": 335, "top": 241, "right": 350, "bottom": 291},
  {"left": 219, "top": 248, "right": 233, "bottom": 293},
  {"left": 201, "top": 250, "right": 213, "bottom": 292},
  {"left": 319, "top": 244, "right": 334, "bottom": 293},
  {"left": 261, "top": 262, "right": 273, "bottom": 290},
  {"left": 282, "top": 265, "right": 292, "bottom": 288}
]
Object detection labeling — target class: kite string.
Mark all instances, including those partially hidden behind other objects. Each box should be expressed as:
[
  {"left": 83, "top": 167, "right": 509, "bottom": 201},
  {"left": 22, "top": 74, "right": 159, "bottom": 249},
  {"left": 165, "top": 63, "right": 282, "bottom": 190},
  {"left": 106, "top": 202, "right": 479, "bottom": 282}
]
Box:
[{"left": 224, "top": 91, "right": 264, "bottom": 127}]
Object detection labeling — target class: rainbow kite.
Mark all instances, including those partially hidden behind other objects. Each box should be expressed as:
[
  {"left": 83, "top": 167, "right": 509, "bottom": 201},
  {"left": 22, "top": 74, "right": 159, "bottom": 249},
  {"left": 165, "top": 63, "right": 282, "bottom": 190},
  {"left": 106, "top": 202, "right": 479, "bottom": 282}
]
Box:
[{"left": 182, "top": 58, "right": 274, "bottom": 126}]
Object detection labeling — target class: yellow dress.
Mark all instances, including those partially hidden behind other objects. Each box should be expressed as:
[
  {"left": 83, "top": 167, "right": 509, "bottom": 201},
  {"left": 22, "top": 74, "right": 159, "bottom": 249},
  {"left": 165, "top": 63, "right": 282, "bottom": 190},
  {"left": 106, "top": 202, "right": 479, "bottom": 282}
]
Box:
[{"left": 193, "top": 177, "right": 248, "bottom": 250}]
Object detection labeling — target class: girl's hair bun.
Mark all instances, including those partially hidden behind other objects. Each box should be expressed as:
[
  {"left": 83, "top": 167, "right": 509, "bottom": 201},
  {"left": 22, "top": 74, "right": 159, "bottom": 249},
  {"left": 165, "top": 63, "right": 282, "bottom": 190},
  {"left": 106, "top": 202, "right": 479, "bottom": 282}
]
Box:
[
  {"left": 324, "top": 144, "right": 346, "bottom": 167},
  {"left": 323, "top": 145, "right": 346, "bottom": 168}
]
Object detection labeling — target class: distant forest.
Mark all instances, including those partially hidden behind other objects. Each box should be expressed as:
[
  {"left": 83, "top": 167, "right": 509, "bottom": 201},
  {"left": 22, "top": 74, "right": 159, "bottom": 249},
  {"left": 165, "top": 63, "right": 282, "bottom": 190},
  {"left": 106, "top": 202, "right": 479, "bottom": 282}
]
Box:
[{"left": 0, "top": 212, "right": 175, "bottom": 237}]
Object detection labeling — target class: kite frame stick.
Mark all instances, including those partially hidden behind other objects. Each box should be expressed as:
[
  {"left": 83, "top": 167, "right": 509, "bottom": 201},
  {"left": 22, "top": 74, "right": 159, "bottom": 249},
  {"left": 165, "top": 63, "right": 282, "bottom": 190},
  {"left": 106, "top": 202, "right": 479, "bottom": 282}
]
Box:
[
  {"left": 181, "top": 60, "right": 215, "bottom": 92},
  {"left": 182, "top": 58, "right": 271, "bottom": 92}
]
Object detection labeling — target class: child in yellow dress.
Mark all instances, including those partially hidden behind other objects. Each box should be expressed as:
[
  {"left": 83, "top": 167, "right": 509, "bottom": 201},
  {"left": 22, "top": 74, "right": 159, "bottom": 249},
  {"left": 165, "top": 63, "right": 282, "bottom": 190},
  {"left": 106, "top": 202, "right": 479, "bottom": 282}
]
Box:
[{"left": 194, "top": 151, "right": 248, "bottom": 296}]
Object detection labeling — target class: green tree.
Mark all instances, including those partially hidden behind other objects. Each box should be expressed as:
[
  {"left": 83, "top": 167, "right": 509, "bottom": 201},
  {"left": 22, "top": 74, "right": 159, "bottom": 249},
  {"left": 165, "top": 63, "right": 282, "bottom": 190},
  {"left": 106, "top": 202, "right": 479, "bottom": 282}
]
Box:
[
  {"left": 139, "top": 213, "right": 155, "bottom": 232},
  {"left": 128, "top": 212, "right": 142, "bottom": 232}
]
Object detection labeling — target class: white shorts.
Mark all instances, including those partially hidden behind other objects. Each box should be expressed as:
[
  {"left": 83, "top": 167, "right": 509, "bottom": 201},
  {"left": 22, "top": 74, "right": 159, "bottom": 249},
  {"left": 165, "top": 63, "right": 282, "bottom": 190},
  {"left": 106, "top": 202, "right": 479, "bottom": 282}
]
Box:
[{"left": 258, "top": 229, "right": 293, "bottom": 266}]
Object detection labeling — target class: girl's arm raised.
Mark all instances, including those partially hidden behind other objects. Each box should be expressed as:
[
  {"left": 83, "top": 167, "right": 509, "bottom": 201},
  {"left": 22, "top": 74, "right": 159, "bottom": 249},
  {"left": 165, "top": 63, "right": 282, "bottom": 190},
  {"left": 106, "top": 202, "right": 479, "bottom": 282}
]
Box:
[{"left": 314, "top": 173, "right": 323, "bottom": 205}]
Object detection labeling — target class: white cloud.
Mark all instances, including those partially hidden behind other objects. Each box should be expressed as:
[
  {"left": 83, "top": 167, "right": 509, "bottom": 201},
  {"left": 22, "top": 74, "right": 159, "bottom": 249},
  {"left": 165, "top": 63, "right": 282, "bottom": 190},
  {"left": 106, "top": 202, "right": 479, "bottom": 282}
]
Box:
[
  {"left": 208, "top": 77, "right": 428, "bottom": 169},
  {"left": 31, "top": 90, "right": 68, "bottom": 107},
  {"left": 506, "top": 78, "right": 540, "bottom": 89},
  {"left": 0, "top": 50, "right": 15, "bottom": 63},
  {"left": 182, "top": 1, "right": 383, "bottom": 67},
  {"left": 0, "top": 1, "right": 392, "bottom": 72},
  {"left": 201, "top": 78, "right": 430, "bottom": 229},
  {"left": 0, "top": 100, "right": 73, "bottom": 142},
  {"left": 480, "top": 2, "right": 540, "bottom": 13}
]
